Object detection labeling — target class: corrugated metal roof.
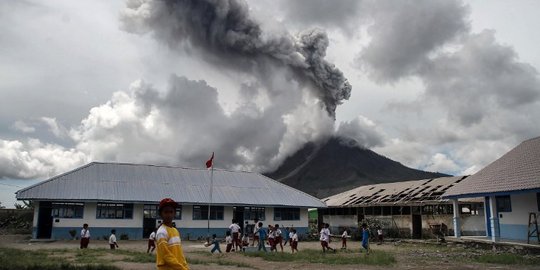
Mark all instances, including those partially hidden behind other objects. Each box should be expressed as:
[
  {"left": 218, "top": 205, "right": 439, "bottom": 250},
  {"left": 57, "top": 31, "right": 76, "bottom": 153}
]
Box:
[
  {"left": 444, "top": 136, "right": 540, "bottom": 198},
  {"left": 16, "top": 162, "right": 325, "bottom": 208},
  {"left": 323, "top": 176, "right": 471, "bottom": 207}
]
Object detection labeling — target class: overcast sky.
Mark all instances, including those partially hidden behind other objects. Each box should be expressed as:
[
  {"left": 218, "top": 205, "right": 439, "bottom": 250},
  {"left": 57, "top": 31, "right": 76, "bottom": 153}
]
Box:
[{"left": 1, "top": 0, "right": 539, "bottom": 207}]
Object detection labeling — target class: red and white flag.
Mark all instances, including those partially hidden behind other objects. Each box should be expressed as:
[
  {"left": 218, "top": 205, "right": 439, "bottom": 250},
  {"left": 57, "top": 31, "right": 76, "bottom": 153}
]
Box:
[{"left": 205, "top": 152, "right": 214, "bottom": 169}]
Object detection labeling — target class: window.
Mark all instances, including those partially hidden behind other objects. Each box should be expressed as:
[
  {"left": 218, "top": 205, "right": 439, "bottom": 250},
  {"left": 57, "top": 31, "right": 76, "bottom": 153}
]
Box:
[
  {"left": 460, "top": 203, "right": 482, "bottom": 215},
  {"left": 496, "top": 196, "right": 512, "bottom": 212},
  {"left": 144, "top": 204, "right": 181, "bottom": 219},
  {"left": 243, "top": 207, "right": 265, "bottom": 221},
  {"left": 96, "top": 203, "right": 133, "bottom": 219},
  {"left": 422, "top": 205, "right": 434, "bottom": 215},
  {"left": 274, "top": 208, "right": 300, "bottom": 221},
  {"left": 364, "top": 207, "right": 373, "bottom": 215},
  {"left": 192, "top": 205, "right": 224, "bottom": 220},
  {"left": 401, "top": 206, "right": 411, "bottom": 215},
  {"left": 51, "top": 202, "right": 84, "bottom": 218},
  {"left": 382, "top": 206, "right": 391, "bottom": 216},
  {"left": 435, "top": 205, "right": 453, "bottom": 215}
]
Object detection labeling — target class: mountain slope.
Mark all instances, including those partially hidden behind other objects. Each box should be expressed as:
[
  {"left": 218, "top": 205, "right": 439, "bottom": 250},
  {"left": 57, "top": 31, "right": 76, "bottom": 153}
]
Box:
[{"left": 266, "top": 137, "right": 449, "bottom": 198}]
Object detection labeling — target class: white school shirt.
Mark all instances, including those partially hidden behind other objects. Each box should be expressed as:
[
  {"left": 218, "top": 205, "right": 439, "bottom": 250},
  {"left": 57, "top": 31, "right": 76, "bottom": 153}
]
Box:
[
  {"left": 253, "top": 224, "right": 260, "bottom": 234},
  {"left": 81, "top": 229, "right": 90, "bottom": 238},
  {"left": 229, "top": 223, "right": 241, "bottom": 233},
  {"left": 319, "top": 228, "right": 329, "bottom": 242},
  {"left": 109, "top": 234, "right": 117, "bottom": 244},
  {"left": 289, "top": 231, "right": 294, "bottom": 239},
  {"left": 242, "top": 235, "right": 249, "bottom": 242},
  {"left": 342, "top": 231, "right": 348, "bottom": 238},
  {"left": 377, "top": 229, "right": 383, "bottom": 235},
  {"left": 225, "top": 235, "right": 233, "bottom": 244},
  {"left": 268, "top": 229, "right": 275, "bottom": 239},
  {"left": 292, "top": 233, "right": 298, "bottom": 242},
  {"left": 275, "top": 229, "right": 282, "bottom": 237},
  {"left": 149, "top": 231, "right": 156, "bottom": 240}
]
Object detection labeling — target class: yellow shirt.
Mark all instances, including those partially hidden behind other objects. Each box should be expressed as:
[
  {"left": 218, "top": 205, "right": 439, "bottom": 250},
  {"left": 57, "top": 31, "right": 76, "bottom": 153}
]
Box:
[{"left": 156, "top": 224, "right": 189, "bottom": 270}]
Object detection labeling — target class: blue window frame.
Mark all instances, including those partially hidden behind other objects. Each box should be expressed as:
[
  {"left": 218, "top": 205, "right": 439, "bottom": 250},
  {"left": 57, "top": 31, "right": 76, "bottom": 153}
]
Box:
[
  {"left": 96, "top": 203, "right": 133, "bottom": 219},
  {"left": 243, "top": 207, "right": 265, "bottom": 221},
  {"left": 192, "top": 205, "right": 224, "bottom": 220},
  {"left": 51, "top": 202, "right": 84, "bottom": 218},
  {"left": 495, "top": 195, "right": 512, "bottom": 213},
  {"left": 274, "top": 207, "right": 300, "bottom": 221}
]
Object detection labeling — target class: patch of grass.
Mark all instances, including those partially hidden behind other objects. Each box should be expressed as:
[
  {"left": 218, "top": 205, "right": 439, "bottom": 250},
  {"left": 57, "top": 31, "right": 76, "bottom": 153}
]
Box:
[
  {"left": 117, "top": 250, "right": 155, "bottom": 263},
  {"left": 474, "top": 253, "right": 540, "bottom": 265},
  {"left": 188, "top": 257, "right": 255, "bottom": 268},
  {"left": 0, "top": 247, "right": 119, "bottom": 270},
  {"left": 243, "top": 249, "right": 396, "bottom": 266}
]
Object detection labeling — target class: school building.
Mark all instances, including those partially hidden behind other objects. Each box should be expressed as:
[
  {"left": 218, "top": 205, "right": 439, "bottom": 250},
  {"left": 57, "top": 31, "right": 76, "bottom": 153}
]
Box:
[
  {"left": 443, "top": 136, "right": 540, "bottom": 243},
  {"left": 16, "top": 162, "right": 325, "bottom": 240},
  {"left": 320, "top": 176, "right": 486, "bottom": 238}
]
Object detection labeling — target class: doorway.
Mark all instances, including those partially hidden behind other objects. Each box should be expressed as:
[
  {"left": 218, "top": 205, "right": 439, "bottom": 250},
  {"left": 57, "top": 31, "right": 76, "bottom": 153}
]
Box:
[
  {"left": 143, "top": 217, "right": 157, "bottom": 238},
  {"left": 412, "top": 214, "right": 422, "bottom": 239},
  {"left": 37, "top": 202, "right": 53, "bottom": 239},
  {"left": 233, "top": 206, "right": 245, "bottom": 233}
]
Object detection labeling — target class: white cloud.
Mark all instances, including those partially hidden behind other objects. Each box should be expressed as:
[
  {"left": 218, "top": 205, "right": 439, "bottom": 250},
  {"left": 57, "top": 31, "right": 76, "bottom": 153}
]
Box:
[
  {"left": 424, "top": 153, "right": 460, "bottom": 174},
  {"left": 11, "top": 121, "right": 35, "bottom": 134},
  {"left": 0, "top": 138, "right": 87, "bottom": 179},
  {"left": 41, "top": 117, "right": 68, "bottom": 138}
]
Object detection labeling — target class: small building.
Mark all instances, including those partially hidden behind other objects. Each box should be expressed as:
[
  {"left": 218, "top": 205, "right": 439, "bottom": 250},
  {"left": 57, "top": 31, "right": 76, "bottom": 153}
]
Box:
[
  {"left": 443, "top": 136, "right": 540, "bottom": 243},
  {"left": 16, "top": 162, "right": 325, "bottom": 240},
  {"left": 320, "top": 176, "right": 486, "bottom": 238}
]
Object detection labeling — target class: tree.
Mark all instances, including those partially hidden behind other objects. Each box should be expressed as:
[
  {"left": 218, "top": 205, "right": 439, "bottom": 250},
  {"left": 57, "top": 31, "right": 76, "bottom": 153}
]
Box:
[
  {"left": 0, "top": 202, "right": 5, "bottom": 209},
  {"left": 14, "top": 201, "right": 34, "bottom": 210}
]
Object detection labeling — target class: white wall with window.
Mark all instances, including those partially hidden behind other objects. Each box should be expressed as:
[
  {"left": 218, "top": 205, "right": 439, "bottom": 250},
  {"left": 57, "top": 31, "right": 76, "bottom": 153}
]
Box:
[
  {"left": 496, "top": 192, "right": 539, "bottom": 240},
  {"left": 49, "top": 202, "right": 144, "bottom": 228}
]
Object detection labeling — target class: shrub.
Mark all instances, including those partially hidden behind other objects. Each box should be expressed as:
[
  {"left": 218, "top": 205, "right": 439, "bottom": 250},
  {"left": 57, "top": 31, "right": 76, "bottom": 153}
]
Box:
[{"left": 119, "top": 233, "right": 129, "bottom": 240}]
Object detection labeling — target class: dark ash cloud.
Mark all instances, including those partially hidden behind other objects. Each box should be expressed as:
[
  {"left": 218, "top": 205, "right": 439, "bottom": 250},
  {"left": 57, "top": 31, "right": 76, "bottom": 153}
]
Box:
[{"left": 121, "top": 0, "right": 351, "bottom": 117}]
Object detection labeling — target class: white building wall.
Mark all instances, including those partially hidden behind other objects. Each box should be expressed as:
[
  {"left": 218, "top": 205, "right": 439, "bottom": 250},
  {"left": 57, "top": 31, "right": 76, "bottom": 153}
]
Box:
[
  {"left": 52, "top": 202, "right": 143, "bottom": 228},
  {"left": 36, "top": 201, "right": 310, "bottom": 239},
  {"left": 498, "top": 192, "right": 538, "bottom": 225},
  {"left": 497, "top": 192, "right": 538, "bottom": 240}
]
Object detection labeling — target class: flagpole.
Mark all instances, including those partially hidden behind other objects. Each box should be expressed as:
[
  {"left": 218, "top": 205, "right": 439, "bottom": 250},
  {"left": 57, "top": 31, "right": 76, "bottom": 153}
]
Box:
[{"left": 207, "top": 159, "right": 214, "bottom": 236}]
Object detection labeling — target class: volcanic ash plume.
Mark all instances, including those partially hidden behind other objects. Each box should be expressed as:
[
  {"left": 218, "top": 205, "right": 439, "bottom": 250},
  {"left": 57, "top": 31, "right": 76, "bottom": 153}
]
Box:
[{"left": 121, "top": 0, "right": 351, "bottom": 117}]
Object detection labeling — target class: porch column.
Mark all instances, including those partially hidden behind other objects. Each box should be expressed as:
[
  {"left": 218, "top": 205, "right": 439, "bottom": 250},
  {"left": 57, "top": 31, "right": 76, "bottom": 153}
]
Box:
[
  {"left": 452, "top": 199, "right": 461, "bottom": 238},
  {"left": 488, "top": 196, "right": 499, "bottom": 242}
]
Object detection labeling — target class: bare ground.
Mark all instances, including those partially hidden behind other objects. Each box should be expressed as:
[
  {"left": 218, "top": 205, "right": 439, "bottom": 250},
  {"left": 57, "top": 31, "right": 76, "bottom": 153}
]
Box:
[{"left": 1, "top": 235, "right": 539, "bottom": 270}]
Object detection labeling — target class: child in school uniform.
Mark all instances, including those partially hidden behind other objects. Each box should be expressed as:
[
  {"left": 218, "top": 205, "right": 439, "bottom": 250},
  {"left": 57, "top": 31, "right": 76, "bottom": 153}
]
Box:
[
  {"left": 80, "top": 223, "right": 90, "bottom": 249},
  {"left": 288, "top": 228, "right": 294, "bottom": 246},
  {"left": 252, "top": 218, "right": 260, "bottom": 247},
  {"left": 283, "top": 227, "right": 290, "bottom": 246},
  {"left": 225, "top": 231, "right": 233, "bottom": 252},
  {"left": 361, "top": 223, "right": 370, "bottom": 255},
  {"left": 205, "top": 234, "right": 222, "bottom": 254},
  {"left": 155, "top": 198, "right": 189, "bottom": 270},
  {"left": 147, "top": 228, "right": 157, "bottom": 253},
  {"left": 274, "top": 224, "right": 284, "bottom": 252},
  {"left": 319, "top": 223, "right": 336, "bottom": 253},
  {"left": 341, "top": 228, "right": 349, "bottom": 249},
  {"left": 109, "top": 229, "right": 119, "bottom": 250},
  {"left": 241, "top": 233, "right": 249, "bottom": 251},
  {"left": 377, "top": 226, "right": 384, "bottom": 245},
  {"left": 267, "top": 225, "right": 276, "bottom": 252},
  {"left": 290, "top": 229, "right": 299, "bottom": 254},
  {"left": 255, "top": 222, "right": 267, "bottom": 252}
]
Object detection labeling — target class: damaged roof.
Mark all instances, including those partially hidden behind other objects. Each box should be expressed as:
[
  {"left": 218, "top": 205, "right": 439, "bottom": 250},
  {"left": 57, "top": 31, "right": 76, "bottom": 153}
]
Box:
[
  {"left": 16, "top": 162, "right": 325, "bottom": 208},
  {"left": 323, "top": 176, "right": 468, "bottom": 207},
  {"left": 444, "top": 136, "right": 540, "bottom": 198}
]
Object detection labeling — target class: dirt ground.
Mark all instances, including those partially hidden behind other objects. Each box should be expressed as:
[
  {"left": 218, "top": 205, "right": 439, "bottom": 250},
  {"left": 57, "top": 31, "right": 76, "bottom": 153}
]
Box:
[{"left": 1, "top": 235, "right": 539, "bottom": 270}]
